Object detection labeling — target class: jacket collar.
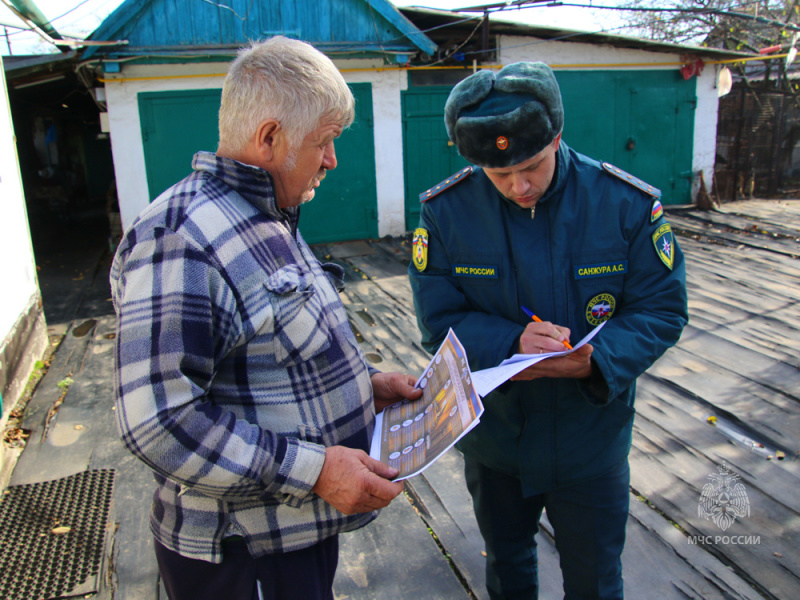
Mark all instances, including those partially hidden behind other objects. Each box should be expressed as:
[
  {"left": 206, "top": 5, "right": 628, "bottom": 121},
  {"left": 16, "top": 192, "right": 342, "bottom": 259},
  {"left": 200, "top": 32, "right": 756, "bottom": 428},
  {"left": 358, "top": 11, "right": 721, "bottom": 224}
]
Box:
[
  {"left": 192, "top": 151, "right": 300, "bottom": 225},
  {"left": 539, "top": 139, "right": 570, "bottom": 205}
]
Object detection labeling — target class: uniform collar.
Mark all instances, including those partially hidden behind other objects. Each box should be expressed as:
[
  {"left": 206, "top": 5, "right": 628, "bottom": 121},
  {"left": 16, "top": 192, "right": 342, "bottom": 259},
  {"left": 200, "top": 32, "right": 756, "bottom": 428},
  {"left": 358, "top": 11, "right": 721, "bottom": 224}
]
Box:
[{"left": 539, "top": 140, "right": 570, "bottom": 205}]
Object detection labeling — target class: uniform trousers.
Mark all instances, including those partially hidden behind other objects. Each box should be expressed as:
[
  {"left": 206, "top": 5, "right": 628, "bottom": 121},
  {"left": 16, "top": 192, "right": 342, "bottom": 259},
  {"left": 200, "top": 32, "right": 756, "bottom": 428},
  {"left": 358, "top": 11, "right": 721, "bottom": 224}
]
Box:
[
  {"left": 464, "top": 456, "right": 630, "bottom": 600},
  {"left": 154, "top": 534, "right": 338, "bottom": 600}
]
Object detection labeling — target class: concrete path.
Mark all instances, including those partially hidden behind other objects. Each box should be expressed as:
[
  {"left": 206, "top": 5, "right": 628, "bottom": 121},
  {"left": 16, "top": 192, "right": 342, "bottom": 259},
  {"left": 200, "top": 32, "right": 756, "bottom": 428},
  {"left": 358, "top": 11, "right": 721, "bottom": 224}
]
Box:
[{"left": 2, "top": 200, "right": 798, "bottom": 600}]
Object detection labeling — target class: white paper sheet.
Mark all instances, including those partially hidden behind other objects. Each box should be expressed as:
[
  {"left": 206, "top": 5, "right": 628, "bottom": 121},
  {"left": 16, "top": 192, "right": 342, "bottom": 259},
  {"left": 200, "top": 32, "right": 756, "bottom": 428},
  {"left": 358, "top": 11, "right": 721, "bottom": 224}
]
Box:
[{"left": 471, "top": 321, "right": 606, "bottom": 397}]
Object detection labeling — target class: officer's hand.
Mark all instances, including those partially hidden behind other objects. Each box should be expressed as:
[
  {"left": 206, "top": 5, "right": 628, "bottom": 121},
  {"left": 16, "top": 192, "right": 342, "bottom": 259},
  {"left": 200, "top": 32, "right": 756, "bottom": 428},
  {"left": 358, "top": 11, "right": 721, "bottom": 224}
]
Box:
[
  {"left": 511, "top": 344, "right": 593, "bottom": 381},
  {"left": 371, "top": 372, "right": 423, "bottom": 413},
  {"left": 518, "top": 320, "right": 572, "bottom": 354},
  {"left": 312, "top": 446, "right": 404, "bottom": 515}
]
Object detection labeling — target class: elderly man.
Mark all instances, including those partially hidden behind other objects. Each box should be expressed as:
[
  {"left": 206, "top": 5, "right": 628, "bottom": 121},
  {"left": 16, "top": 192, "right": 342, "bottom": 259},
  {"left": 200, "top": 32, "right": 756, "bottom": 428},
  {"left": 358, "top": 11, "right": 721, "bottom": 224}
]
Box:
[
  {"left": 111, "top": 37, "right": 421, "bottom": 600},
  {"left": 409, "top": 62, "right": 688, "bottom": 599}
]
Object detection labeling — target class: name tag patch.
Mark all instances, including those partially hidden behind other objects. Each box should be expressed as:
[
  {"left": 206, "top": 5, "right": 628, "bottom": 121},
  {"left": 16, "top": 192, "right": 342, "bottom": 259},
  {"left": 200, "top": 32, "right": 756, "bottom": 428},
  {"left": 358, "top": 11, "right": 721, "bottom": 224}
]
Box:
[
  {"left": 453, "top": 264, "right": 499, "bottom": 278},
  {"left": 575, "top": 261, "right": 628, "bottom": 279}
]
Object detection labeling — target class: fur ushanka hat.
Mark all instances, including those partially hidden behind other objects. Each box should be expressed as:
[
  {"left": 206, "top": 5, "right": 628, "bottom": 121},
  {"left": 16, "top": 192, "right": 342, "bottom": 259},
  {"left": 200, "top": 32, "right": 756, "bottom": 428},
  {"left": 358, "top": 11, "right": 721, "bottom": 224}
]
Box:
[{"left": 444, "top": 62, "right": 564, "bottom": 168}]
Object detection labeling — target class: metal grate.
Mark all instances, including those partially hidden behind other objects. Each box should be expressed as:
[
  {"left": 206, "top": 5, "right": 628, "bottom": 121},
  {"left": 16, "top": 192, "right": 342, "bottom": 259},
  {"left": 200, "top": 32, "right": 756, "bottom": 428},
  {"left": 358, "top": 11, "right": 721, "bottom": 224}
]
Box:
[
  {"left": 0, "top": 469, "right": 115, "bottom": 600},
  {"left": 715, "top": 86, "right": 800, "bottom": 199}
]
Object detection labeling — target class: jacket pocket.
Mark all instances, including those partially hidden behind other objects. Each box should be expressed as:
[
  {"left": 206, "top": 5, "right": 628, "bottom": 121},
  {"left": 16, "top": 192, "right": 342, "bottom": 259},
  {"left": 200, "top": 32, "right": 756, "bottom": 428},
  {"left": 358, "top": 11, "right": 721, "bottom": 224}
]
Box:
[{"left": 265, "top": 265, "right": 332, "bottom": 366}]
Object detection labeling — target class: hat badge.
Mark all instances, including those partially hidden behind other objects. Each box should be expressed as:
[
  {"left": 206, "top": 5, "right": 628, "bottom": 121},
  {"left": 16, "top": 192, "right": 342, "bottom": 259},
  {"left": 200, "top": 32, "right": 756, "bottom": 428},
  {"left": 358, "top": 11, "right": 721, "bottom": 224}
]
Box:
[{"left": 496, "top": 136, "right": 508, "bottom": 150}]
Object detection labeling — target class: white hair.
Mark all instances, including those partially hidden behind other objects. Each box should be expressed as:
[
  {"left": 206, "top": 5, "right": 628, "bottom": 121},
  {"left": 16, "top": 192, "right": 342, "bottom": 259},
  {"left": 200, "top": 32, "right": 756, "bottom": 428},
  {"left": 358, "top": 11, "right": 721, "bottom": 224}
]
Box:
[{"left": 218, "top": 36, "right": 354, "bottom": 154}]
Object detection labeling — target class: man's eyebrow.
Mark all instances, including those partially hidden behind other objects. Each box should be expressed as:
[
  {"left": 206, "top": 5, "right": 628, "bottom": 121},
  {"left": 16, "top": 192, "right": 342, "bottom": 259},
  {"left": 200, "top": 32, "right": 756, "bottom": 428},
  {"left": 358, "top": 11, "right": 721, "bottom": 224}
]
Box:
[
  {"left": 317, "top": 131, "right": 341, "bottom": 144},
  {"left": 491, "top": 159, "right": 542, "bottom": 175},
  {"left": 526, "top": 157, "right": 545, "bottom": 169}
]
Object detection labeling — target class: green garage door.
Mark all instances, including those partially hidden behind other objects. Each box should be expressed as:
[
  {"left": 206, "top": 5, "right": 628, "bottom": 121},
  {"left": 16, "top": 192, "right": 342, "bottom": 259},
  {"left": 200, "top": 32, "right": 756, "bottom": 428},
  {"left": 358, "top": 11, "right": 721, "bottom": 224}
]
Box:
[
  {"left": 402, "top": 70, "right": 697, "bottom": 228},
  {"left": 138, "top": 83, "right": 377, "bottom": 244},
  {"left": 300, "top": 83, "right": 378, "bottom": 243},
  {"left": 139, "top": 89, "right": 221, "bottom": 200},
  {"left": 557, "top": 70, "right": 697, "bottom": 204},
  {"left": 401, "top": 87, "right": 471, "bottom": 231}
]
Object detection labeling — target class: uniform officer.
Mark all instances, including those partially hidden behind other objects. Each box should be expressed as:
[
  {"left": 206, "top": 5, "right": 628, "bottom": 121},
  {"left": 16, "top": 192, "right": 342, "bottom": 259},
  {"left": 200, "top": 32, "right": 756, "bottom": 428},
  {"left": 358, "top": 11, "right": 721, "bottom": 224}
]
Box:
[{"left": 408, "top": 62, "right": 688, "bottom": 599}]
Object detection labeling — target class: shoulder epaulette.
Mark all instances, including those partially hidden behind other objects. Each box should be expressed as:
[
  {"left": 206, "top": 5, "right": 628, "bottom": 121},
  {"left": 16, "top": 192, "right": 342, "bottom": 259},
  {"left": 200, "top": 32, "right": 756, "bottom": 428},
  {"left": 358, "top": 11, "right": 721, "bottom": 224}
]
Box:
[
  {"left": 602, "top": 163, "right": 661, "bottom": 198},
  {"left": 420, "top": 166, "right": 474, "bottom": 203}
]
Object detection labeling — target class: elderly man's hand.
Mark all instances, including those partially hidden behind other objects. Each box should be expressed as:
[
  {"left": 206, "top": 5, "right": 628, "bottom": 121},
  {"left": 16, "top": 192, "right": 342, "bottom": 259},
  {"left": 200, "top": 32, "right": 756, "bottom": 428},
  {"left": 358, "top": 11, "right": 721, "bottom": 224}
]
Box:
[
  {"left": 312, "top": 446, "right": 404, "bottom": 515},
  {"left": 371, "top": 372, "right": 423, "bottom": 413}
]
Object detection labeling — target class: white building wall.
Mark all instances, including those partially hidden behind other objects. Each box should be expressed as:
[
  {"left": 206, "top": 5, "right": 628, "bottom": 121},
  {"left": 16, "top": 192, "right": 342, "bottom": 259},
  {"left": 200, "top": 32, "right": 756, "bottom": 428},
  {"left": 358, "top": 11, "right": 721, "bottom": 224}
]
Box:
[
  {"left": 693, "top": 67, "right": 721, "bottom": 197},
  {"left": 341, "top": 66, "right": 408, "bottom": 237},
  {"left": 0, "top": 55, "right": 48, "bottom": 421},
  {"left": 0, "top": 59, "right": 40, "bottom": 343},
  {"left": 105, "top": 59, "right": 408, "bottom": 236},
  {"left": 498, "top": 34, "right": 716, "bottom": 195},
  {"left": 498, "top": 35, "right": 680, "bottom": 68}
]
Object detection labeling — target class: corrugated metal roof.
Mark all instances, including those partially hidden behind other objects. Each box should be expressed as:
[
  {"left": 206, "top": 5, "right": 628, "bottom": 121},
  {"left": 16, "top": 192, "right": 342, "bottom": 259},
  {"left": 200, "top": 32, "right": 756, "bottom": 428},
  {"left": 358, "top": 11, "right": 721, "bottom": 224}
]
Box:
[
  {"left": 401, "top": 6, "right": 753, "bottom": 61},
  {"left": 2, "top": 51, "right": 76, "bottom": 74},
  {"left": 5, "top": 0, "right": 64, "bottom": 45}
]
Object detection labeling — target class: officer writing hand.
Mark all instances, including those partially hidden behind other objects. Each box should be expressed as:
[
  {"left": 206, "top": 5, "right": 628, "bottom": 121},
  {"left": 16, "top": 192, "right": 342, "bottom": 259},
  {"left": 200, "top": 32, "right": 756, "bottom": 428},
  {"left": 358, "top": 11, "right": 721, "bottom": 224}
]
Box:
[{"left": 512, "top": 320, "right": 593, "bottom": 380}]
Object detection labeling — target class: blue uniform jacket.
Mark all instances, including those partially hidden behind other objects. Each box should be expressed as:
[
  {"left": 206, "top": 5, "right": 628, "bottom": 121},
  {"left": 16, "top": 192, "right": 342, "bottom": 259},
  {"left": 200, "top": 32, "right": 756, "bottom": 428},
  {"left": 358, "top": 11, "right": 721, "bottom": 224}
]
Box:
[{"left": 409, "top": 142, "right": 688, "bottom": 496}]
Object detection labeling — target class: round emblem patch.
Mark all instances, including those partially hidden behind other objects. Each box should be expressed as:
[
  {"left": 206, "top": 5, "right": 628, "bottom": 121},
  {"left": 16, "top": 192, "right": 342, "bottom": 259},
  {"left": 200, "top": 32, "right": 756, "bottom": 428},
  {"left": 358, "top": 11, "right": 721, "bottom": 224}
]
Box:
[
  {"left": 496, "top": 136, "right": 508, "bottom": 150},
  {"left": 586, "top": 293, "right": 616, "bottom": 326}
]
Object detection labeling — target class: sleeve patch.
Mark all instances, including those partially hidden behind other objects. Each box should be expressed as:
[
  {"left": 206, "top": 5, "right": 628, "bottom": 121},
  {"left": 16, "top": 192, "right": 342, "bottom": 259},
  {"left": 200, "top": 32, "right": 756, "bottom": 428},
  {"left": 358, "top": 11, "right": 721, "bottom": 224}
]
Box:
[
  {"left": 419, "top": 166, "right": 473, "bottom": 203},
  {"left": 651, "top": 199, "right": 664, "bottom": 222},
  {"left": 602, "top": 163, "right": 661, "bottom": 198},
  {"left": 652, "top": 223, "right": 675, "bottom": 270},
  {"left": 412, "top": 228, "right": 428, "bottom": 272}
]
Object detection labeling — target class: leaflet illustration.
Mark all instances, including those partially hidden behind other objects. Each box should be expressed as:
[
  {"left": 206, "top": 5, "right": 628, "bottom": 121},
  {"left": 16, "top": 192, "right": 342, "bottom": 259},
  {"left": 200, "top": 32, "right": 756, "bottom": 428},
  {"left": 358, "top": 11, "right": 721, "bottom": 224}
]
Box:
[{"left": 369, "top": 328, "right": 484, "bottom": 481}]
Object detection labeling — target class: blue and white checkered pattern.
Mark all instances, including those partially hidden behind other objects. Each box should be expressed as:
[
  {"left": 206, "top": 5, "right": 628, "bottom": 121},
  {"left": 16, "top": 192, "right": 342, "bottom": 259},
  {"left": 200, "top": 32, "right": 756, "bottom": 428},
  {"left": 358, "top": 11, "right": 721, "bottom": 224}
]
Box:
[{"left": 111, "top": 152, "right": 376, "bottom": 563}]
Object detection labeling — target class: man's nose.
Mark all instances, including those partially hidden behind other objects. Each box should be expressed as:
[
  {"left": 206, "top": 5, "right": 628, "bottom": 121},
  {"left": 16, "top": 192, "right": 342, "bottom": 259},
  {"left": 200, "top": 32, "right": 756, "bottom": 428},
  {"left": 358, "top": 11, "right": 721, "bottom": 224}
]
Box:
[
  {"left": 510, "top": 174, "right": 530, "bottom": 196},
  {"left": 323, "top": 142, "right": 337, "bottom": 170}
]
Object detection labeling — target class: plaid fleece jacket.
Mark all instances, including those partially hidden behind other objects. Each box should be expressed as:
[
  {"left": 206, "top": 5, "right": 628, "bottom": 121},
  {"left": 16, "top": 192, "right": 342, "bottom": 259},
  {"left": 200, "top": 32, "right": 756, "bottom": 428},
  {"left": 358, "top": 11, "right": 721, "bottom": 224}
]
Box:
[{"left": 110, "top": 152, "right": 376, "bottom": 563}]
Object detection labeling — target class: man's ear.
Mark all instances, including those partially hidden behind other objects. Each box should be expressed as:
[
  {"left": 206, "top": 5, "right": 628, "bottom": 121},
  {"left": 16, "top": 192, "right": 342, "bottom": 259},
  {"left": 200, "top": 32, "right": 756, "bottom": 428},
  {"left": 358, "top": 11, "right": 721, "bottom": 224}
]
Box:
[
  {"left": 553, "top": 132, "right": 562, "bottom": 151},
  {"left": 254, "top": 119, "right": 282, "bottom": 163}
]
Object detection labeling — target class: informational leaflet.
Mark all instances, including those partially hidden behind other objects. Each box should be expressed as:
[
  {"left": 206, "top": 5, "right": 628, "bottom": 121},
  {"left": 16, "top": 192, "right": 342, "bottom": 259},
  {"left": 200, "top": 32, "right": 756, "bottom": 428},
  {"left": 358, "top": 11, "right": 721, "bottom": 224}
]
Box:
[{"left": 369, "top": 328, "right": 483, "bottom": 481}]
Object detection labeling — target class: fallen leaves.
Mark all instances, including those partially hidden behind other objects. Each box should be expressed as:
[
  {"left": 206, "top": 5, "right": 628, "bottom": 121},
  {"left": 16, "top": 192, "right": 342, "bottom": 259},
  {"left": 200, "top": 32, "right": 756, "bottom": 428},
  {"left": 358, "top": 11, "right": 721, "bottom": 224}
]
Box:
[{"left": 2, "top": 426, "right": 31, "bottom": 448}]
